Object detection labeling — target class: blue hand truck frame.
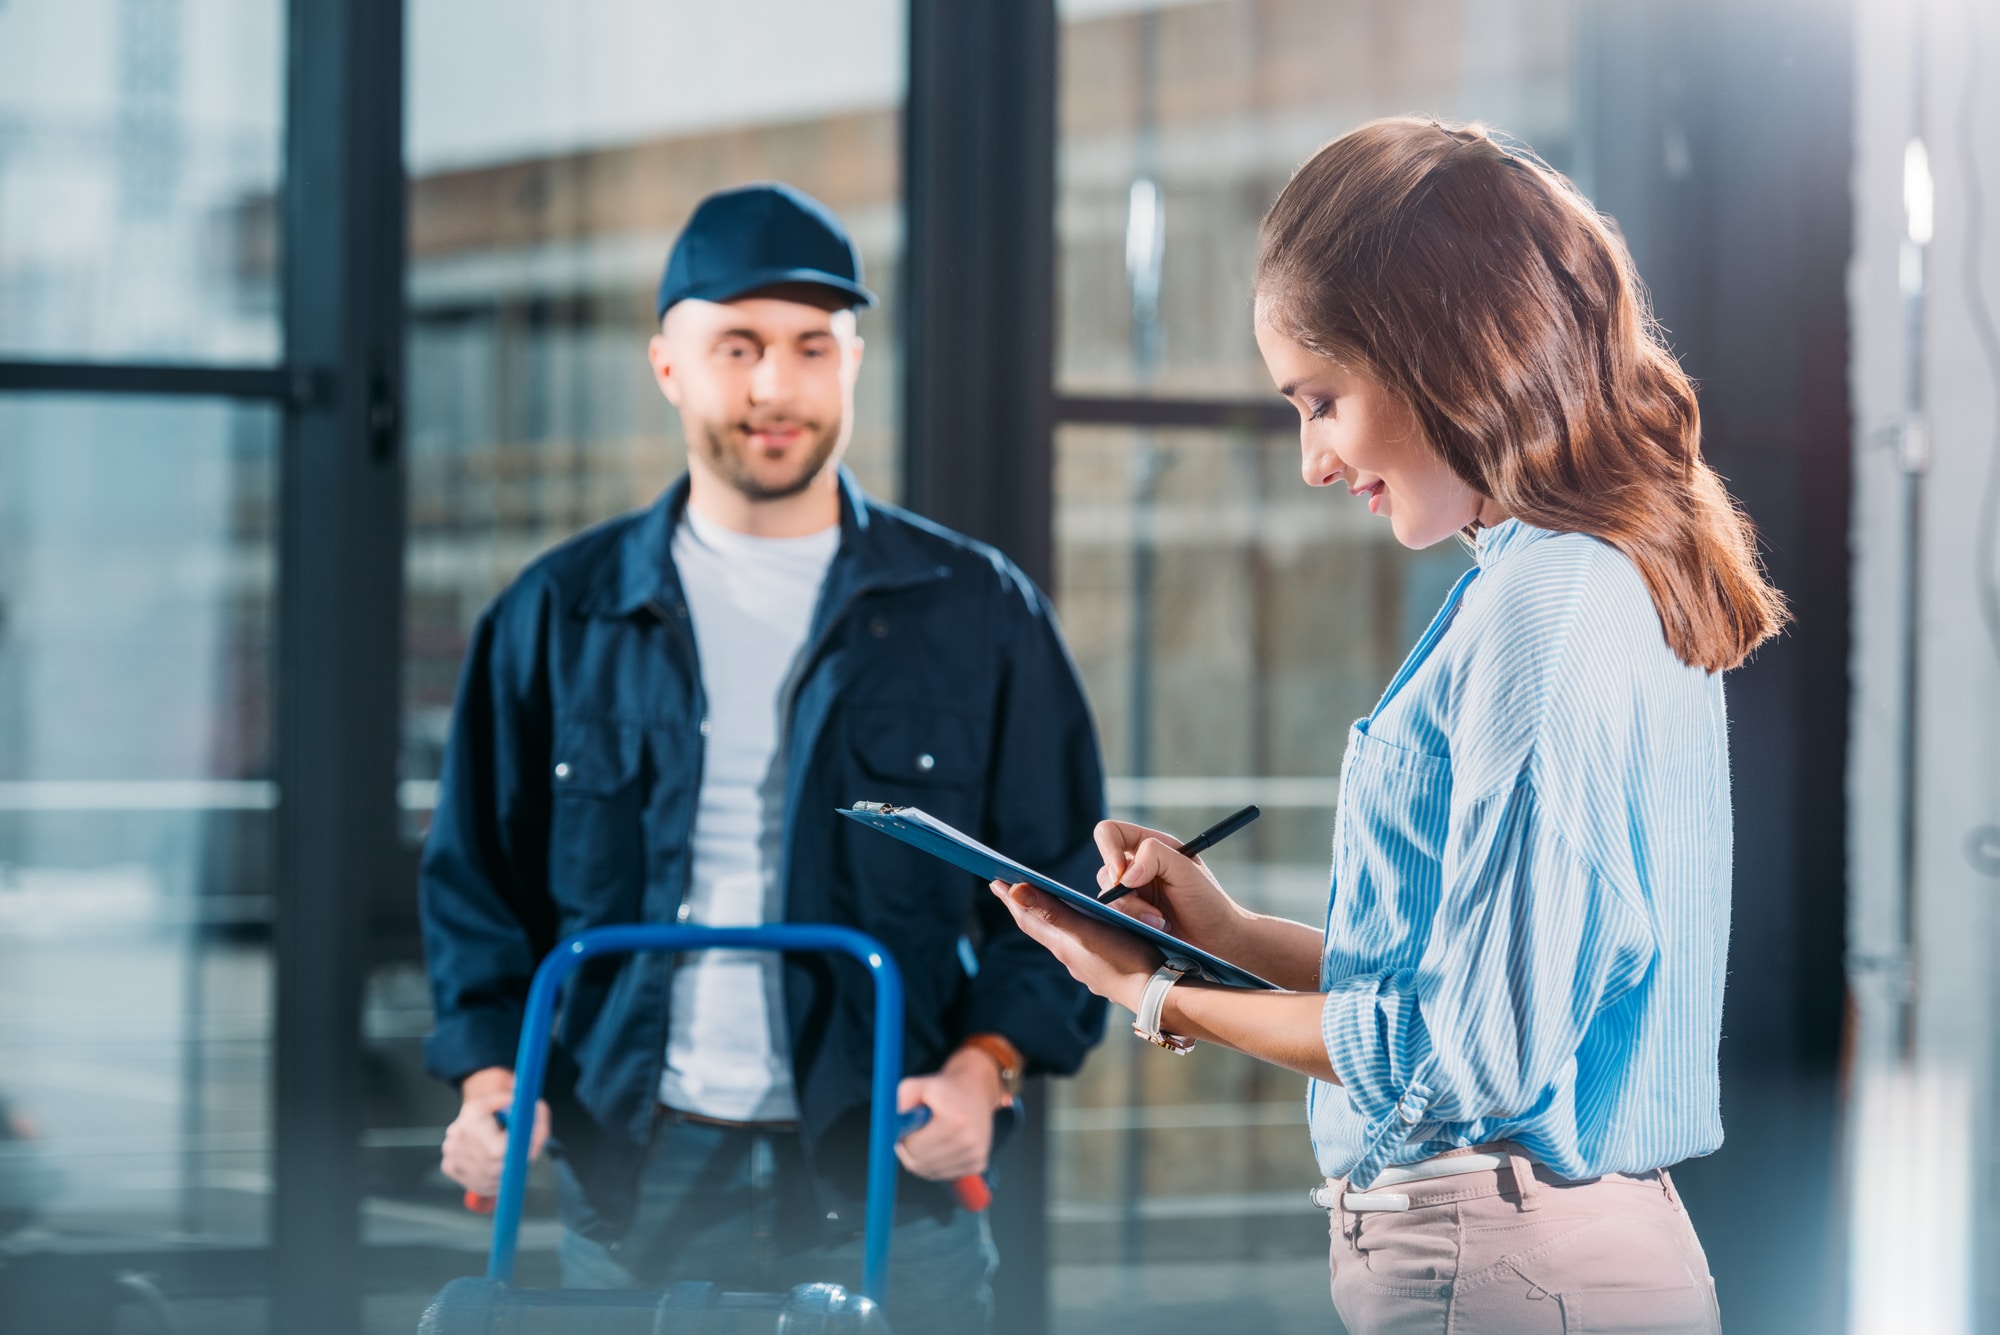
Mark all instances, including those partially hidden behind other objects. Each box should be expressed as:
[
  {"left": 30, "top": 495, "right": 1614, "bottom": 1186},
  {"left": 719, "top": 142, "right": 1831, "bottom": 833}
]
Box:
[{"left": 485, "top": 923, "right": 907, "bottom": 1303}]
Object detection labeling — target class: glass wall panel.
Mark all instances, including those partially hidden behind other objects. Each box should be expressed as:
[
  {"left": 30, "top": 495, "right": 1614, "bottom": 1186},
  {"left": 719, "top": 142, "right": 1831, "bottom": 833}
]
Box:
[
  {"left": 0, "top": 394, "right": 277, "bottom": 1326},
  {"left": 1052, "top": 3, "right": 1573, "bottom": 1329},
  {"left": 1056, "top": 0, "right": 1575, "bottom": 399},
  {"left": 0, "top": 1, "right": 285, "bottom": 363}
]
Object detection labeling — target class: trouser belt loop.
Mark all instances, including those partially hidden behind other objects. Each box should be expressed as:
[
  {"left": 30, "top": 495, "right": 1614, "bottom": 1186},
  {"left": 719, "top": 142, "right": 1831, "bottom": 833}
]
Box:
[
  {"left": 1328, "top": 1180, "right": 1361, "bottom": 1245},
  {"left": 1659, "top": 1166, "right": 1682, "bottom": 1209},
  {"left": 1507, "top": 1149, "right": 1541, "bottom": 1212}
]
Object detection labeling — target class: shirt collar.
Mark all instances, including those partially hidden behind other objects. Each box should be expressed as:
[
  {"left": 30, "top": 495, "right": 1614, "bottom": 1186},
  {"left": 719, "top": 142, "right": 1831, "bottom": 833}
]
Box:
[
  {"left": 1471, "top": 516, "right": 1555, "bottom": 569},
  {"left": 575, "top": 465, "right": 939, "bottom": 618}
]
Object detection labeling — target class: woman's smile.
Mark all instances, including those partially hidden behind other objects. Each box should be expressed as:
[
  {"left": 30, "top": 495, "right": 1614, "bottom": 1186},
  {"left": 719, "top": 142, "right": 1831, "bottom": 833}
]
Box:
[{"left": 1253, "top": 303, "right": 1492, "bottom": 548}]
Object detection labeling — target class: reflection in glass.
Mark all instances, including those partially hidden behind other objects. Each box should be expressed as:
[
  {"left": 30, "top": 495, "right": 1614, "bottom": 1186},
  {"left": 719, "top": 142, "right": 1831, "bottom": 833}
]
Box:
[
  {"left": 0, "top": 1, "right": 285, "bottom": 363},
  {"left": 0, "top": 395, "right": 276, "bottom": 1268}
]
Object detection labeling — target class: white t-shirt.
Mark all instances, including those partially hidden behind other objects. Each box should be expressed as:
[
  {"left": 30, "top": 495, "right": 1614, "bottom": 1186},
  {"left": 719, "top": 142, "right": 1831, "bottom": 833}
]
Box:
[{"left": 657, "top": 505, "right": 840, "bottom": 1122}]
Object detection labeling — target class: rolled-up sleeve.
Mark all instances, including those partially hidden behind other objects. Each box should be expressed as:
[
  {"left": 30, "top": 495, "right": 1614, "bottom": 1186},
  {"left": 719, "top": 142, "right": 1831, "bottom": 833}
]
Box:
[{"left": 1320, "top": 778, "right": 1655, "bottom": 1187}]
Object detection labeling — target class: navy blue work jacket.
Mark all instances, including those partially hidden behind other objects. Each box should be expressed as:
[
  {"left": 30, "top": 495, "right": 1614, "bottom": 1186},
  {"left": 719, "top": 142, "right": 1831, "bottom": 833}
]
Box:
[{"left": 419, "top": 469, "right": 1108, "bottom": 1232}]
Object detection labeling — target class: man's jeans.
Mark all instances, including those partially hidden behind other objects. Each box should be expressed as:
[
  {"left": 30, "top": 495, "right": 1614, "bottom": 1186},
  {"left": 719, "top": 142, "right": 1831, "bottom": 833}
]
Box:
[{"left": 559, "top": 1113, "right": 996, "bottom": 1333}]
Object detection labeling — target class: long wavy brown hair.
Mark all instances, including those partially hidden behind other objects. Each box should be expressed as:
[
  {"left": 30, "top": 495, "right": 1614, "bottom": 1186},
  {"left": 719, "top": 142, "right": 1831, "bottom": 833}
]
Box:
[{"left": 1256, "top": 117, "right": 1786, "bottom": 672}]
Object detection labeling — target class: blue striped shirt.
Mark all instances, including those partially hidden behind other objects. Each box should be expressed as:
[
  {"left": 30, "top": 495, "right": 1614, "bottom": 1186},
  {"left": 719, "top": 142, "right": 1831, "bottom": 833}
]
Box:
[{"left": 1307, "top": 518, "right": 1730, "bottom": 1189}]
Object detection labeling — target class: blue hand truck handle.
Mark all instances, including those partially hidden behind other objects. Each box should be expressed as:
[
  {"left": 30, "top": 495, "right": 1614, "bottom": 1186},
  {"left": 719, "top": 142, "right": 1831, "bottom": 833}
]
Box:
[{"left": 486, "top": 924, "right": 907, "bottom": 1304}]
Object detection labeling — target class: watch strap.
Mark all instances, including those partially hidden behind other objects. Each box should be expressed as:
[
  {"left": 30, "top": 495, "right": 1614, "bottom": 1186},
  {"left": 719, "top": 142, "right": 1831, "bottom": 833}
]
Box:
[
  {"left": 1133, "top": 959, "right": 1197, "bottom": 1053},
  {"left": 958, "top": 1032, "right": 1025, "bottom": 1099}
]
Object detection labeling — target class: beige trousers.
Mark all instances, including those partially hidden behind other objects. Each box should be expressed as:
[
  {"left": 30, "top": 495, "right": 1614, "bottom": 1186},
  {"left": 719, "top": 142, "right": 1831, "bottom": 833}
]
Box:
[{"left": 1326, "top": 1149, "right": 1721, "bottom": 1334}]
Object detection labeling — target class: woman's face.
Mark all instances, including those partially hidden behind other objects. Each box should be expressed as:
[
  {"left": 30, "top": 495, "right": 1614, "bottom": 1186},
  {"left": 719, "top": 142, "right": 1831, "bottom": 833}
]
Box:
[{"left": 1254, "top": 302, "right": 1502, "bottom": 549}]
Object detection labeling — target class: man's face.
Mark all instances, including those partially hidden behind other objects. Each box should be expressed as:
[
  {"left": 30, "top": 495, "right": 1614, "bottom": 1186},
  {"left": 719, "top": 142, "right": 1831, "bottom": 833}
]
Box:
[{"left": 648, "top": 292, "right": 863, "bottom": 502}]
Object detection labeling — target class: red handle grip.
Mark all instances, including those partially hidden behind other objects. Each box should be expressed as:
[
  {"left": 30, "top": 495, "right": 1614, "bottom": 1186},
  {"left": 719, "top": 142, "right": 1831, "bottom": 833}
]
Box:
[
  {"left": 897, "top": 1104, "right": 990, "bottom": 1213},
  {"left": 461, "top": 1108, "right": 506, "bottom": 1214}
]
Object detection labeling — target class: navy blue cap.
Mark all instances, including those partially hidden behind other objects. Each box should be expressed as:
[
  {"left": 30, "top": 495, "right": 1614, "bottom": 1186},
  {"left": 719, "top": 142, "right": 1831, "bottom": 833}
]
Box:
[{"left": 656, "top": 182, "right": 877, "bottom": 320}]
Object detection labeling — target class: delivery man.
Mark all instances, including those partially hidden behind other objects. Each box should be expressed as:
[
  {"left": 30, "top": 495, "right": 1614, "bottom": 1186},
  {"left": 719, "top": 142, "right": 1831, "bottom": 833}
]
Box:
[{"left": 420, "top": 182, "right": 1108, "bottom": 1330}]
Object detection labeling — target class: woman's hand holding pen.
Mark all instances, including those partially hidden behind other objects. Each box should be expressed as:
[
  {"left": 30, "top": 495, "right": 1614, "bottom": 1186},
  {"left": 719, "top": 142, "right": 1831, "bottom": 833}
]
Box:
[
  {"left": 1090, "top": 818, "right": 1257, "bottom": 958},
  {"left": 988, "top": 816, "right": 1259, "bottom": 1012},
  {"left": 997, "top": 816, "right": 1326, "bottom": 997}
]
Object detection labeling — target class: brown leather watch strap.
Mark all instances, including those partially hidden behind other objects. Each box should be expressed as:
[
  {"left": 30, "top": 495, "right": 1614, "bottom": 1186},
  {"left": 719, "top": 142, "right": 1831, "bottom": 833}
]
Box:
[{"left": 957, "top": 1032, "right": 1025, "bottom": 1099}]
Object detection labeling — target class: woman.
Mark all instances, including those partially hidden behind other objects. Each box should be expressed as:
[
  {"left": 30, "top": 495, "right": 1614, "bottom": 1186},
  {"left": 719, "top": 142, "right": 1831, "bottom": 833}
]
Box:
[{"left": 991, "top": 118, "right": 1784, "bottom": 1333}]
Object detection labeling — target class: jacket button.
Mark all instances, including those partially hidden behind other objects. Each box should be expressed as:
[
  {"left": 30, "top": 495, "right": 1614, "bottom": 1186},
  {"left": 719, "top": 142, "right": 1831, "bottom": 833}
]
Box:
[
  {"left": 868, "top": 616, "right": 890, "bottom": 639},
  {"left": 916, "top": 753, "right": 936, "bottom": 772},
  {"left": 699, "top": 718, "right": 712, "bottom": 737},
  {"left": 554, "top": 762, "right": 571, "bottom": 780},
  {"left": 676, "top": 903, "right": 693, "bottom": 923},
  {"left": 826, "top": 1210, "right": 840, "bottom": 1222}
]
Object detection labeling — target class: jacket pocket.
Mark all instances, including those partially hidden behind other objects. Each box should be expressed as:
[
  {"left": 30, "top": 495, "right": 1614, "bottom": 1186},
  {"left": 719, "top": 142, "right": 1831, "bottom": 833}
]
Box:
[
  {"left": 840, "top": 705, "right": 988, "bottom": 925},
  {"left": 548, "top": 720, "right": 647, "bottom": 923},
  {"left": 847, "top": 704, "right": 986, "bottom": 792},
  {"left": 552, "top": 720, "right": 643, "bottom": 795}
]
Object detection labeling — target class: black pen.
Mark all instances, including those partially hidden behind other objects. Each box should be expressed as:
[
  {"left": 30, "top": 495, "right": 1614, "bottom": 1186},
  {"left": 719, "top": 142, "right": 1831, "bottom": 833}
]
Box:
[{"left": 1097, "top": 804, "right": 1262, "bottom": 904}]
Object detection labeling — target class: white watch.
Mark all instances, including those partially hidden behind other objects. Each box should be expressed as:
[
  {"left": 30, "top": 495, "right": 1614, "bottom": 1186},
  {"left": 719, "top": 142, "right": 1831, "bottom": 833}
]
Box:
[{"left": 1132, "top": 959, "right": 1197, "bottom": 1053}]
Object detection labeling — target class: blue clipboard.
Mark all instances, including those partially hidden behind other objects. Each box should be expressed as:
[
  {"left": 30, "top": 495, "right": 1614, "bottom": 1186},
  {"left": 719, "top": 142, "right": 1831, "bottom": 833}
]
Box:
[{"left": 837, "top": 802, "right": 1279, "bottom": 991}]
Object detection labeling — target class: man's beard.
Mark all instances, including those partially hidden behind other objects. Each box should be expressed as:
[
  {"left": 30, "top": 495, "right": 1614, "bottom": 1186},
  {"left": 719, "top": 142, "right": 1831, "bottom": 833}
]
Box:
[{"left": 690, "top": 412, "right": 844, "bottom": 502}]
